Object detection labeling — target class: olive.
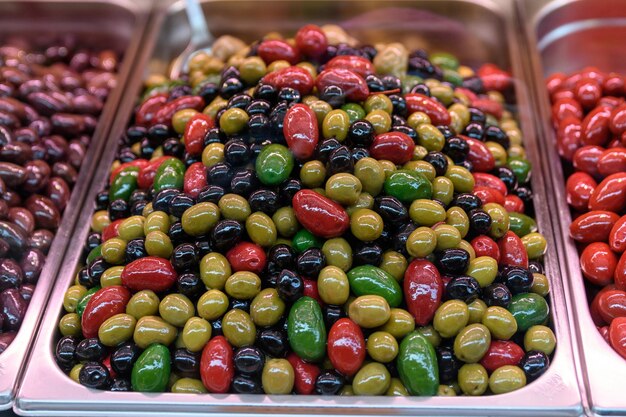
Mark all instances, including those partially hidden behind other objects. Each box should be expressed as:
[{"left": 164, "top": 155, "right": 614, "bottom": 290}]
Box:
[
  {"left": 79, "top": 362, "right": 110, "bottom": 390},
  {"left": 296, "top": 248, "right": 325, "bottom": 277},
  {"left": 110, "top": 379, "right": 132, "bottom": 392},
  {"left": 323, "top": 304, "right": 347, "bottom": 329},
  {"left": 519, "top": 350, "right": 550, "bottom": 382},
  {"left": 468, "top": 209, "right": 492, "bottom": 235},
  {"left": 500, "top": 266, "right": 533, "bottom": 295},
  {"left": 366, "top": 331, "right": 398, "bottom": 363},
  {"left": 172, "top": 348, "right": 200, "bottom": 378},
  {"left": 352, "top": 242, "right": 383, "bottom": 267},
  {"left": 348, "top": 120, "right": 375, "bottom": 147},
  {"left": 177, "top": 272, "right": 204, "bottom": 300},
  {"left": 436, "top": 248, "right": 470, "bottom": 275},
  {"left": 446, "top": 276, "right": 481, "bottom": 303},
  {"left": 483, "top": 283, "right": 512, "bottom": 308},
  {"left": 352, "top": 362, "right": 391, "bottom": 395},
  {"left": 110, "top": 342, "right": 140, "bottom": 377},
  {"left": 55, "top": 336, "right": 78, "bottom": 371},
  {"left": 211, "top": 220, "right": 244, "bottom": 251},
  {"left": 437, "top": 346, "right": 461, "bottom": 384},
  {"left": 458, "top": 363, "right": 488, "bottom": 396},
  {"left": 315, "top": 370, "right": 344, "bottom": 395},
  {"left": 266, "top": 244, "right": 295, "bottom": 274},
  {"left": 261, "top": 358, "right": 294, "bottom": 394},
  {"left": 249, "top": 189, "right": 279, "bottom": 215},
  {"left": 524, "top": 325, "right": 556, "bottom": 355},
  {"left": 276, "top": 269, "right": 304, "bottom": 303},
  {"left": 454, "top": 323, "right": 491, "bottom": 363},
  {"left": 234, "top": 346, "right": 265, "bottom": 375},
  {"left": 452, "top": 193, "right": 481, "bottom": 212},
  {"left": 232, "top": 375, "right": 264, "bottom": 394},
  {"left": 374, "top": 196, "right": 408, "bottom": 229},
  {"left": 75, "top": 337, "right": 107, "bottom": 362},
  {"left": 257, "top": 328, "right": 288, "bottom": 358},
  {"left": 171, "top": 243, "right": 199, "bottom": 273}
]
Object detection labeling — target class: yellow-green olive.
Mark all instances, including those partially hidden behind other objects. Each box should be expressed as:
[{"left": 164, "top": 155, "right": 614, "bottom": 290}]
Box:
[
  {"left": 246, "top": 212, "right": 277, "bottom": 247},
  {"left": 379, "top": 308, "right": 415, "bottom": 338},
  {"left": 433, "top": 224, "right": 461, "bottom": 251},
  {"left": 202, "top": 143, "right": 225, "bottom": 168},
  {"left": 322, "top": 109, "right": 350, "bottom": 141},
  {"left": 222, "top": 309, "right": 256, "bottom": 347},
  {"left": 437, "top": 384, "right": 457, "bottom": 396},
  {"left": 59, "top": 313, "right": 81, "bottom": 337},
  {"left": 98, "top": 313, "right": 136, "bottom": 346},
  {"left": 133, "top": 315, "right": 178, "bottom": 349},
  {"left": 432, "top": 176, "right": 455, "bottom": 206},
  {"left": 250, "top": 288, "right": 285, "bottom": 327},
  {"left": 403, "top": 160, "right": 436, "bottom": 182},
  {"left": 467, "top": 299, "right": 487, "bottom": 324},
  {"left": 434, "top": 300, "right": 470, "bottom": 338},
  {"left": 101, "top": 238, "right": 127, "bottom": 264},
  {"left": 171, "top": 377, "right": 208, "bottom": 394},
  {"left": 350, "top": 208, "right": 383, "bottom": 242},
  {"left": 454, "top": 324, "right": 491, "bottom": 363},
  {"left": 354, "top": 157, "right": 385, "bottom": 196},
  {"left": 239, "top": 56, "right": 266, "bottom": 84},
  {"left": 218, "top": 193, "right": 251, "bottom": 221},
  {"left": 181, "top": 202, "right": 220, "bottom": 236},
  {"left": 262, "top": 359, "right": 294, "bottom": 394},
  {"left": 386, "top": 378, "right": 409, "bottom": 396},
  {"left": 466, "top": 256, "right": 498, "bottom": 287},
  {"left": 365, "top": 109, "right": 392, "bottom": 134},
  {"left": 159, "top": 294, "right": 195, "bottom": 327},
  {"left": 366, "top": 331, "right": 399, "bottom": 363},
  {"left": 200, "top": 252, "right": 231, "bottom": 289},
  {"left": 144, "top": 231, "right": 173, "bottom": 259},
  {"left": 300, "top": 160, "right": 326, "bottom": 188},
  {"left": 69, "top": 364, "right": 83, "bottom": 383},
  {"left": 407, "top": 112, "right": 431, "bottom": 129},
  {"left": 325, "top": 173, "right": 362, "bottom": 206},
  {"left": 446, "top": 206, "right": 470, "bottom": 238},
  {"left": 348, "top": 295, "right": 391, "bottom": 328},
  {"left": 524, "top": 325, "right": 556, "bottom": 355},
  {"left": 416, "top": 324, "right": 442, "bottom": 348},
  {"left": 225, "top": 271, "right": 262, "bottom": 300},
  {"left": 63, "top": 285, "right": 87, "bottom": 313},
  {"left": 489, "top": 365, "right": 527, "bottom": 394},
  {"left": 483, "top": 203, "right": 510, "bottom": 239},
  {"left": 220, "top": 107, "right": 249, "bottom": 135},
  {"left": 482, "top": 306, "right": 518, "bottom": 340},
  {"left": 531, "top": 273, "right": 550, "bottom": 297},
  {"left": 118, "top": 216, "right": 145, "bottom": 241},
  {"left": 197, "top": 289, "right": 229, "bottom": 320},
  {"left": 126, "top": 290, "right": 160, "bottom": 320},
  {"left": 144, "top": 210, "right": 170, "bottom": 234},
  {"left": 406, "top": 226, "right": 437, "bottom": 258},
  {"left": 445, "top": 165, "right": 475, "bottom": 193},
  {"left": 416, "top": 124, "right": 445, "bottom": 152},
  {"left": 322, "top": 237, "right": 353, "bottom": 272},
  {"left": 318, "top": 266, "right": 350, "bottom": 305},
  {"left": 458, "top": 363, "right": 488, "bottom": 396},
  {"left": 409, "top": 199, "right": 446, "bottom": 226},
  {"left": 272, "top": 207, "right": 298, "bottom": 238},
  {"left": 182, "top": 317, "right": 212, "bottom": 352},
  {"left": 379, "top": 250, "right": 407, "bottom": 281},
  {"left": 352, "top": 362, "right": 391, "bottom": 395},
  {"left": 364, "top": 94, "right": 393, "bottom": 114}
]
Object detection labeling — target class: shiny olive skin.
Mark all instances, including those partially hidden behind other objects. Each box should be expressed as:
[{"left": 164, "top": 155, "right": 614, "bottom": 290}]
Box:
[{"left": 352, "top": 362, "right": 391, "bottom": 395}]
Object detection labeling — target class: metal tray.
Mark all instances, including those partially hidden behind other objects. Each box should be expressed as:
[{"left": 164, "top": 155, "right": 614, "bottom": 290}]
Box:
[
  {"left": 0, "top": 0, "right": 150, "bottom": 411},
  {"left": 15, "top": 0, "right": 582, "bottom": 415},
  {"left": 518, "top": 0, "right": 626, "bottom": 415}
]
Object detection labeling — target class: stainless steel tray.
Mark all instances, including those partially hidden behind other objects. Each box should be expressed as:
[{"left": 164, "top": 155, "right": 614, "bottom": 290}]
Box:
[
  {"left": 0, "top": 0, "right": 150, "bottom": 411},
  {"left": 518, "top": 0, "right": 626, "bottom": 415},
  {"left": 15, "top": 0, "right": 582, "bottom": 415}
]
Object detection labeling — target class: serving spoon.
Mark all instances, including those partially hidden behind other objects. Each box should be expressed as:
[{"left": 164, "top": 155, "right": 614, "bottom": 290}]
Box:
[{"left": 169, "top": 0, "right": 213, "bottom": 79}]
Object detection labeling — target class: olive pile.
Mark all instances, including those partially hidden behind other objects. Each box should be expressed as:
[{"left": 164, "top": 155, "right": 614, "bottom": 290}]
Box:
[{"left": 55, "top": 24, "right": 555, "bottom": 396}]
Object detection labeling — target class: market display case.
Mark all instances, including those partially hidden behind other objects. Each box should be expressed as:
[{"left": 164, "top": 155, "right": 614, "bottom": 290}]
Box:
[
  {"left": 0, "top": 0, "right": 149, "bottom": 410},
  {"left": 12, "top": 0, "right": 583, "bottom": 416},
  {"left": 518, "top": 0, "right": 626, "bottom": 415}
]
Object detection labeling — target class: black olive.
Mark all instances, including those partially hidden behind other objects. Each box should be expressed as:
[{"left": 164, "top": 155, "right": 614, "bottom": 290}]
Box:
[
  {"left": 229, "top": 299, "right": 250, "bottom": 312},
  {"left": 463, "top": 122, "right": 484, "bottom": 140},
  {"left": 381, "top": 75, "right": 401, "bottom": 90},
  {"left": 195, "top": 238, "right": 212, "bottom": 257},
  {"left": 197, "top": 185, "right": 225, "bottom": 204},
  {"left": 437, "top": 346, "right": 461, "bottom": 384},
  {"left": 234, "top": 346, "right": 265, "bottom": 375},
  {"left": 266, "top": 244, "right": 295, "bottom": 275},
  {"left": 347, "top": 120, "right": 374, "bottom": 147},
  {"left": 469, "top": 209, "right": 492, "bottom": 236},
  {"left": 446, "top": 276, "right": 481, "bottom": 303},
  {"left": 227, "top": 93, "right": 253, "bottom": 110},
  {"left": 95, "top": 191, "right": 109, "bottom": 211},
  {"left": 410, "top": 83, "right": 431, "bottom": 96},
  {"left": 515, "top": 186, "right": 533, "bottom": 202},
  {"left": 232, "top": 375, "right": 264, "bottom": 394},
  {"left": 163, "top": 138, "right": 185, "bottom": 158},
  {"left": 220, "top": 77, "right": 244, "bottom": 99},
  {"left": 172, "top": 348, "right": 200, "bottom": 378},
  {"left": 129, "top": 189, "right": 149, "bottom": 207},
  {"left": 278, "top": 87, "right": 301, "bottom": 104},
  {"left": 519, "top": 350, "right": 550, "bottom": 382},
  {"left": 279, "top": 179, "right": 302, "bottom": 205},
  {"left": 276, "top": 269, "right": 303, "bottom": 303},
  {"left": 108, "top": 198, "right": 129, "bottom": 221},
  {"left": 492, "top": 166, "right": 518, "bottom": 192},
  {"left": 436, "top": 248, "right": 470, "bottom": 275},
  {"left": 211, "top": 318, "right": 223, "bottom": 336},
  {"left": 169, "top": 194, "right": 195, "bottom": 218},
  {"left": 423, "top": 151, "right": 449, "bottom": 177},
  {"left": 177, "top": 272, "right": 204, "bottom": 300},
  {"left": 320, "top": 85, "right": 345, "bottom": 108},
  {"left": 323, "top": 304, "right": 346, "bottom": 329},
  {"left": 365, "top": 74, "right": 385, "bottom": 92},
  {"left": 126, "top": 125, "right": 147, "bottom": 142},
  {"left": 392, "top": 222, "right": 418, "bottom": 256},
  {"left": 248, "top": 113, "right": 270, "bottom": 140},
  {"left": 203, "top": 127, "right": 224, "bottom": 147},
  {"left": 139, "top": 137, "right": 155, "bottom": 159},
  {"left": 484, "top": 125, "right": 510, "bottom": 149},
  {"left": 210, "top": 220, "right": 243, "bottom": 251},
  {"left": 77, "top": 267, "right": 96, "bottom": 288},
  {"left": 352, "top": 242, "right": 383, "bottom": 267},
  {"left": 87, "top": 257, "right": 109, "bottom": 286},
  {"left": 351, "top": 147, "right": 369, "bottom": 163},
  {"left": 198, "top": 82, "right": 219, "bottom": 104},
  {"left": 75, "top": 337, "right": 107, "bottom": 362},
  {"left": 84, "top": 232, "right": 101, "bottom": 257},
  {"left": 315, "top": 370, "right": 344, "bottom": 395},
  {"left": 257, "top": 328, "right": 288, "bottom": 358},
  {"left": 207, "top": 162, "right": 234, "bottom": 190},
  {"left": 443, "top": 136, "right": 469, "bottom": 163},
  {"left": 452, "top": 193, "right": 482, "bottom": 212},
  {"left": 79, "top": 362, "right": 110, "bottom": 390},
  {"left": 374, "top": 196, "right": 409, "bottom": 229},
  {"left": 110, "top": 342, "right": 140, "bottom": 377},
  {"left": 147, "top": 124, "right": 170, "bottom": 143},
  {"left": 230, "top": 168, "right": 258, "bottom": 197},
  {"left": 254, "top": 84, "right": 277, "bottom": 103},
  {"left": 152, "top": 189, "right": 180, "bottom": 214},
  {"left": 529, "top": 261, "right": 544, "bottom": 275},
  {"left": 169, "top": 222, "right": 192, "bottom": 246},
  {"left": 462, "top": 76, "right": 485, "bottom": 94},
  {"left": 391, "top": 124, "right": 417, "bottom": 141},
  {"left": 246, "top": 99, "right": 271, "bottom": 115},
  {"left": 327, "top": 145, "right": 354, "bottom": 176},
  {"left": 55, "top": 336, "right": 78, "bottom": 371},
  {"left": 468, "top": 107, "right": 486, "bottom": 124},
  {"left": 110, "top": 378, "right": 132, "bottom": 391},
  {"left": 389, "top": 94, "right": 407, "bottom": 117},
  {"left": 248, "top": 189, "right": 279, "bottom": 215},
  {"left": 483, "top": 283, "right": 512, "bottom": 308},
  {"left": 224, "top": 139, "right": 250, "bottom": 166},
  {"left": 296, "top": 248, "right": 325, "bottom": 277},
  {"left": 501, "top": 266, "right": 533, "bottom": 295}
]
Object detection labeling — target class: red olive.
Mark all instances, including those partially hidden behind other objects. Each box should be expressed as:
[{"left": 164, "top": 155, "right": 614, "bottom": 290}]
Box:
[
  {"left": 327, "top": 318, "right": 365, "bottom": 376},
  {"left": 503, "top": 194, "right": 525, "bottom": 214},
  {"left": 464, "top": 136, "right": 496, "bottom": 172},
  {"left": 471, "top": 235, "right": 500, "bottom": 263},
  {"left": 184, "top": 113, "right": 214, "bottom": 156},
  {"left": 258, "top": 40, "right": 300, "bottom": 65},
  {"left": 479, "top": 340, "right": 525, "bottom": 372},
  {"left": 473, "top": 186, "right": 505, "bottom": 206},
  {"left": 581, "top": 105, "right": 612, "bottom": 147},
  {"left": 121, "top": 256, "right": 178, "bottom": 292},
  {"left": 477, "top": 63, "right": 512, "bottom": 92},
  {"left": 595, "top": 289, "right": 626, "bottom": 324},
  {"left": 403, "top": 259, "right": 443, "bottom": 326},
  {"left": 315, "top": 68, "right": 369, "bottom": 102},
  {"left": 287, "top": 352, "right": 320, "bottom": 394},
  {"left": 283, "top": 104, "right": 319, "bottom": 160},
  {"left": 556, "top": 116, "right": 581, "bottom": 161},
  {"left": 292, "top": 190, "right": 349, "bottom": 239},
  {"left": 262, "top": 66, "right": 314, "bottom": 95},
  {"left": 152, "top": 96, "right": 205, "bottom": 128},
  {"left": 325, "top": 56, "right": 374, "bottom": 78},
  {"left": 226, "top": 241, "right": 267, "bottom": 274},
  {"left": 405, "top": 93, "right": 451, "bottom": 126},
  {"left": 570, "top": 210, "right": 620, "bottom": 243},
  {"left": 295, "top": 24, "right": 327, "bottom": 59},
  {"left": 588, "top": 173, "right": 626, "bottom": 212},
  {"left": 183, "top": 162, "right": 207, "bottom": 199},
  {"left": 566, "top": 172, "right": 597, "bottom": 212},
  {"left": 369, "top": 132, "right": 415, "bottom": 165},
  {"left": 609, "top": 316, "right": 626, "bottom": 359},
  {"left": 580, "top": 242, "right": 617, "bottom": 286},
  {"left": 574, "top": 77, "right": 602, "bottom": 109},
  {"left": 200, "top": 336, "right": 234, "bottom": 393},
  {"left": 81, "top": 286, "right": 131, "bottom": 339},
  {"left": 498, "top": 231, "right": 528, "bottom": 268},
  {"left": 551, "top": 98, "right": 583, "bottom": 123},
  {"left": 598, "top": 148, "right": 626, "bottom": 177},
  {"left": 609, "top": 215, "right": 626, "bottom": 253}
]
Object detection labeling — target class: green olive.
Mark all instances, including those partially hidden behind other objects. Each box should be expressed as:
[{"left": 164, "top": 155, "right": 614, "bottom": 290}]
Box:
[
  {"left": 348, "top": 295, "right": 391, "bottom": 328},
  {"left": 126, "top": 290, "right": 160, "bottom": 320},
  {"left": 380, "top": 250, "right": 407, "bottom": 281},
  {"left": 445, "top": 165, "right": 475, "bottom": 193},
  {"left": 458, "top": 239, "right": 476, "bottom": 261},
  {"left": 250, "top": 288, "right": 285, "bottom": 327},
  {"left": 366, "top": 331, "right": 399, "bottom": 363},
  {"left": 159, "top": 294, "right": 195, "bottom": 327},
  {"left": 220, "top": 107, "right": 249, "bottom": 135},
  {"left": 467, "top": 299, "right": 487, "bottom": 324},
  {"left": 202, "top": 143, "right": 224, "bottom": 168},
  {"left": 239, "top": 56, "right": 266, "bottom": 84},
  {"left": 489, "top": 365, "right": 527, "bottom": 394},
  {"left": 63, "top": 285, "right": 87, "bottom": 313},
  {"left": 59, "top": 313, "right": 81, "bottom": 336},
  {"left": 416, "top": 124, "right": 445, "bottom": 151},
  {"left": 341, "top": 103, "right": 366, "bottom": 123},
  {"left": 486, "top": 141, "right": 507, "bottom": 167},
  {"left": 309, "top": 100, "right": 332, "bottom": 125},
  {"left": 531, "top": 273, "right": 550, "bottom": 297},
  {"left": 91, "top": 210, "right": 110, "bottom": 233},
  {"left": 403, "top": 160, "right": 436, "bottom": 182},
  {"left": 197, "top": 289, "right": 229, "bottom": 320},
  {"left": 379, "top": 308, "right": 415, "bottom": 338},
  {"left": 101, "top": 238, "right": 127, "bottom": 264},
  {"left": 70, "top": 364, "right": 83, "bottom": 383},
  {"left": 346, "top": 192, "right": 374, "bottom": 217},
  {"left": 145, "top": 231, "right": 173, "bottom": 259},
  {"left": 318, "top": 266, "right": 350, "bottom": 305},
  {"left": 272, "top": 206, "right": 298, "bottom": 238},
  {"left": 246, "top": 212, "right": 277, "bottom": 247},
  {"left": 521, "top": 232, "right": 547, "bottom": 259},
  {"left": 352, "top": 362, "right": 391, "bottom": 395},
  {"left": 350, "top": 208, "right": 383, "bottom": 242},
  {"left": 144, "top": 210, "right": 170, "bottom": 234},
  {"left": 379, "top": 159, "right": 397, "bottom": 179},
  {"left": 200, "top": 252, "right": 231, "bottom": 290},
  {"left": 446, "top": 206, "right": 470, "bottom": 238},
  {"left": 433, "top": 224, "right": 461, "bottom": 251},
  {"left": 225, "top": 271, "right": 261, "bottom": 300},
  {"left": 171, "top": 377, "right": 208, "bottom": 394},
  {"left": 181, "top": 317, "right": 212, "bottom": 352},
  {"left": 434, "top": 300, "right": 470, "bottom": 338},
  {"left": 364, "top": 94, "right": 393, "bottom": 114},
  {"left": 365, "top": 109, "right": 392, "bottom": 134},
  {"left": 98, "top": 313, "right": 136, "bottom": 346},
  {"left": 432, "top": 176, "right": 455, "bottom": 206},
  {"left": 438, "top": 384, "right": 457, "bottom": 396},
  {"left": 454, "top": 324, "right": 491, "bottom": 363},
  {"left": 300, "top": 160, "right": 326, "bottom": 188},
  {"left": 222, "top": 309, "right": 256, "bottom": 347},
  {"left": 416, "top": 325, "right": 441, "bottom": 348},
  {"left": 409, "top": 199, "right": 446, "bottom": 226},
  {"left": 218, "top": 193, "right": 251, "bottom": 222},
  {"left": 430, "top": 84, "right": 454, "bottom": 106},
  {"left": 118, "top": 215, "right": 145, "bottom": 241},
  {"left": 322, "top": 109, "right": 350, "bottom": 141},
  {"left": 458, "top": 363, "right": 488, "bottom": 396},
  {"left": 354, "top": 157, "right": 385, "bottom": 196},
  {"left": 466, "top": 256, "right": 498, "bottom": 288},
  {"left": 524, "top": 325, "right": 556, "bottom": 355},
  {"left": 133, "top": 315, "right": 178, "bottom": 349},
  {"left": 386, "top": 377, "right": 409, "bottom": 396},
  {"left": 172, "top": 108, "right": 198, "bottom": 134},
  {"left": 406, "top": 226, "right": 437, "bottom": 258},
  {"left": 483, "top": 203, "right": 510, "bottom": 239},
  {"left": 322, "top": 237, "right": 353, "bottom": 272},
  {"left": 181, "top": 202, "right": 220, "bottom": 236},
  {"left": 325, "top": 173, "right": 362, "bottom": 206},
  {"left": 262, "top": 359, "right": 294, "bottom": 394},
  {"left": 482, "top": 306, "right": 518, "bottom": 340},
  {"left": 340, "top": 385, "right": 355, "bottom": 396},
  {"left": 100, "top": 269, "right": 121, "bottom": 292}
]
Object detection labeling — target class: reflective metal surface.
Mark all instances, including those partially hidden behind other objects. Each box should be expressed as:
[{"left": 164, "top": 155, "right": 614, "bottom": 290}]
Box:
[
  {"left": 16, "top": 0, "right": 582, "bottom": 415},
  {"left": 518, "top": 0, "right": 626, "bottom": 415},
  {"left": 0, "top": 0, "right": 149, "bottom": 411}
]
